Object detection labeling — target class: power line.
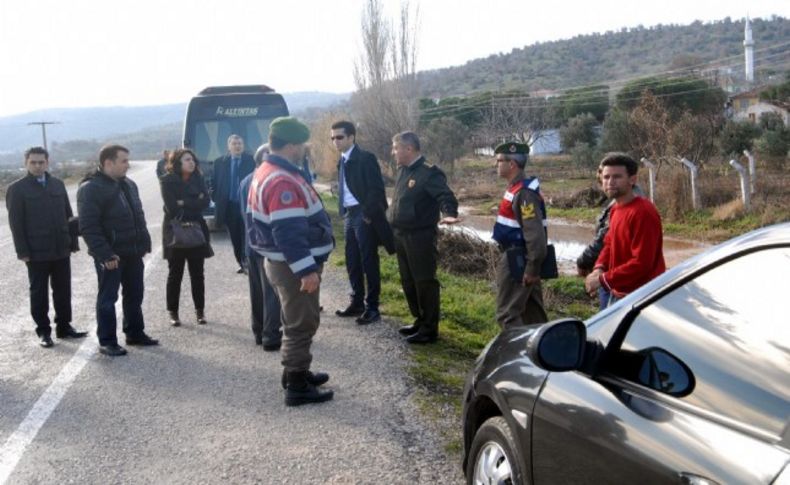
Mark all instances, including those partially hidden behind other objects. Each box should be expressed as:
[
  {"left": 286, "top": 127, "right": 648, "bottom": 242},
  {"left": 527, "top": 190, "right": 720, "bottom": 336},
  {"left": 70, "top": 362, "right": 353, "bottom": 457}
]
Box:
[
  {"left": 416, "top": 41, "right": 790, "bottom": 112},
  {"left": 416, "top": 55, "right": 789, "bottom": 119},
  {"left": 421, "top": 39, "right": 790, "bottom": 101}
]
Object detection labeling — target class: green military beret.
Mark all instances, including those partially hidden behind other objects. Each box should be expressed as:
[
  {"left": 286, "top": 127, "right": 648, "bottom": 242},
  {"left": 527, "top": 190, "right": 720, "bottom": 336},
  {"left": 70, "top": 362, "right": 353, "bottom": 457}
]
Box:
[
  {"left": 494, "top": 142, "right": 530, "bottom": 155},
  {"left": 270, "top": 116, "right": 310, "bottom": 144}
]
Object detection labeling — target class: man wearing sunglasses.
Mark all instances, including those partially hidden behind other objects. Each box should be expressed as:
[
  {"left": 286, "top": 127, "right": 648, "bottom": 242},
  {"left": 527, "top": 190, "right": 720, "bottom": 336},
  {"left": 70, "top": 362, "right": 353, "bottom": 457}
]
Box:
[{"left": 330, "top": 120, "right": 393, "bottom": 325}]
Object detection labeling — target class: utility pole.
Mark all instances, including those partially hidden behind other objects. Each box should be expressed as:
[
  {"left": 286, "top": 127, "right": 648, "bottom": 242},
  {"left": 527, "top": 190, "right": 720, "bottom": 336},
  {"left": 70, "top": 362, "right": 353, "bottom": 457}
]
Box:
[{"left": 27, "top": 121, "right": 59, "bottom": 151}]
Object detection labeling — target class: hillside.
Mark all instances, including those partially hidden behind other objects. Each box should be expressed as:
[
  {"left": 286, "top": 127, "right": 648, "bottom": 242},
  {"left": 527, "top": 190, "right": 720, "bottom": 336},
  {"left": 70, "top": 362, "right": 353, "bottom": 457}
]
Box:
[
  {"left": 418, "top": 16, "right": 790, "bottom": 97},
  {"left": 0, "top": 104, "right": 185, "bottom": 154},
  {"left": 0, "top": 91, "right": 348, "bottom": 157}
]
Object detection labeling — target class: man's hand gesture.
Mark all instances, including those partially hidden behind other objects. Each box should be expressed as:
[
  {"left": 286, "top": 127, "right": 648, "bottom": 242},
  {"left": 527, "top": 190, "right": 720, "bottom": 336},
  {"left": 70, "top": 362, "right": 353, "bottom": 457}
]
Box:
[{"left": 439, "top": 216, "right": 461, "bottom": 225}]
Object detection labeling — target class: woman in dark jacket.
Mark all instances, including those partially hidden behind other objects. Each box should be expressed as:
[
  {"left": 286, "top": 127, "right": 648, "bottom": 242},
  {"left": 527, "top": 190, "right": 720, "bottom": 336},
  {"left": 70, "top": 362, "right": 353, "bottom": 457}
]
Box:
[{"left": 160, "top": 148, "right": 214, "bottom": 326}]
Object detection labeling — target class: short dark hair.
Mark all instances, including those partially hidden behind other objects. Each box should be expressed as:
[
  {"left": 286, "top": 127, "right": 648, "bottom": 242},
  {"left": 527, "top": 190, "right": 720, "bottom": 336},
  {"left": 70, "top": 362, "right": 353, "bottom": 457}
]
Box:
[
  {"left": 392, "top": 131, "right": 420, "bottom": 151},
  {"left": 501, "top": 153, "right": 528, "bottom": 168},
  {"left": 269, "top": 135, "right": 289, "bottom": 150},
  {"left": 24, "top": 146, "right": 49, "bottom": 161},
  {"left": 331, "top": 121, "right": 356, "bottom": 137},
  {"left": 99, "top": 144, "right": 129, "bottom": 166},
  {"left": 166, "top": 148, "right": 201, "bottom": 175},
  {"left": 600, "top": 152, "right": 638, "bottom": 176}
]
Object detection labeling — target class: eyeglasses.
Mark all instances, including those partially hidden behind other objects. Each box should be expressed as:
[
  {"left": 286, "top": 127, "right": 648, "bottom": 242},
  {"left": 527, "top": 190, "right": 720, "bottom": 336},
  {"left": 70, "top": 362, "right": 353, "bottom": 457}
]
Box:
[{"left": 330, "top": 135, "right": 346, "bottom": 141}]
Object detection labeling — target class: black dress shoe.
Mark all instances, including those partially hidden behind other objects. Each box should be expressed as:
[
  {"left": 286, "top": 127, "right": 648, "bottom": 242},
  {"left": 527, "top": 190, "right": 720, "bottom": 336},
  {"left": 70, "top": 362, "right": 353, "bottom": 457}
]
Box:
[
  {"left": 168, "top": 311, "right": 181, "bottom": 327},
  {"left": 55, "top": 326, "right": 88, "bottom": 339},
  {"left": 236, "top": 267, "right": 246, "bottom": 274},
  {"left": 262, "top": 341, "right": 281, "bottom": 351},
  {"left": 335, "top": 304, "right": 364, "bottom": 317},
  {"left": 405, "top": 333, "right": 438, "bottom": 344},
  {"left": 99, "top": 344, "right": 127, "bottom": 356},
  {"left": 39, "top": 335, "right": 54, "bottom": 348},
  {"left": 254, "top": 335, "right": 263, "bottom": 346},
  {"left": 356, "top": 309, "right": 381, "bottom": 325},
  {"left": 125, "top": 334, "right": 159, "bottom": 346},
  {"left": 398, "top": 324, "right": 420, "bottom": 336}
]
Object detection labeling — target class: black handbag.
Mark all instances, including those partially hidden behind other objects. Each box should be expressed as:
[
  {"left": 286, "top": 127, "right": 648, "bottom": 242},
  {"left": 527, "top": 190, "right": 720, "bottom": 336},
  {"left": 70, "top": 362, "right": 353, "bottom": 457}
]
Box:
[
  {"left": 540, "top": 244, "right": 559, "bottom": 280},
  {"left": 506, "top": 243, "right": 559, "bottom": 281},
  {"left": 168, "top": 216, "right": 206, "bottom": 249}
]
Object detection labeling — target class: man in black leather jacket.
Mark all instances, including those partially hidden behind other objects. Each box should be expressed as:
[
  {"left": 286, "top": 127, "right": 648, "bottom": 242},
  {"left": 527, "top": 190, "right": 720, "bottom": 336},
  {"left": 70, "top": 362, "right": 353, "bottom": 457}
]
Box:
[{"left": 78, "top": 144, "right": 158, "bottom": 356}]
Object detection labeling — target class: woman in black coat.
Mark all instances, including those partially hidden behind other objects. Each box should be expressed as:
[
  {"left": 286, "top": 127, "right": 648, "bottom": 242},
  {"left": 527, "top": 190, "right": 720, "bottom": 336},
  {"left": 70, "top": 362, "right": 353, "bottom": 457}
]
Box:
[{"left": 160, "top": 149, "right": 214, "bottom": 326}]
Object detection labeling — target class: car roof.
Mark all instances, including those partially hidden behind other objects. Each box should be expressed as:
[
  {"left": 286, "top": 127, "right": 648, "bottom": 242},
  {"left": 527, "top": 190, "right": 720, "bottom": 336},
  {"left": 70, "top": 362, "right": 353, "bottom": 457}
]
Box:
[{"left": 611, "top": 222, "right": 790, "bottom": 311}]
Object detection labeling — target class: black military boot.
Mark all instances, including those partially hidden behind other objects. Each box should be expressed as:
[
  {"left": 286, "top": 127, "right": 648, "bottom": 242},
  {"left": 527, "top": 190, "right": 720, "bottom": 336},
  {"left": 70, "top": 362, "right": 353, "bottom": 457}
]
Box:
[
  {"left": 281, "top": 369, "right": 330, "bottom": 389},
  {"left": 285, "top": 371, "right": 334, "bottom": 406}
]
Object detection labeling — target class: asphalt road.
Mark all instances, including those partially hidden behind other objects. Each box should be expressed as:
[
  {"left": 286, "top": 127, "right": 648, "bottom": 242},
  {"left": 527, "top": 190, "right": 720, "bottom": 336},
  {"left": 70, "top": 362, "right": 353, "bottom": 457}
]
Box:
[{"left": 0, "top": 162, "right": 462, "bottom": 484}]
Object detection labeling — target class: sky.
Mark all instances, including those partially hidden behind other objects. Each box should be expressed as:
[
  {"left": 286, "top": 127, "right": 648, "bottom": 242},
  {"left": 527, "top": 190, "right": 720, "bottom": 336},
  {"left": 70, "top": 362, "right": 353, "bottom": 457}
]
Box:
[{"left": 0, "top": 0, "right": 788, "bottom": 117}]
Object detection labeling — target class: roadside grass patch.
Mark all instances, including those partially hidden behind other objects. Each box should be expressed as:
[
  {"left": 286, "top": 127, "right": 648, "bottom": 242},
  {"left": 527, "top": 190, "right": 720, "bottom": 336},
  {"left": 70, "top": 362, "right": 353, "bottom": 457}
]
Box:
[
  {"left": 322, "top": 193, "right": 598, "bottom": 455},
  {"left": 548, "top": 206, "right": 601, "bottom": 224}
]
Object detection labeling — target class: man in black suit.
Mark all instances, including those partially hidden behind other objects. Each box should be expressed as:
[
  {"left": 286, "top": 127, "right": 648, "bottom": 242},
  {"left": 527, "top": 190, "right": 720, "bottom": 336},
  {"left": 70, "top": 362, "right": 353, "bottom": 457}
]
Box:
[
  {"left": 331, "top": 120, "right": 393, "bottom": 325},
  {"left": 6, "top": 147, "right": 87, "bottom": 348},
  {"left": 212, "top": 134, "right": 255, "bottom": 273}
]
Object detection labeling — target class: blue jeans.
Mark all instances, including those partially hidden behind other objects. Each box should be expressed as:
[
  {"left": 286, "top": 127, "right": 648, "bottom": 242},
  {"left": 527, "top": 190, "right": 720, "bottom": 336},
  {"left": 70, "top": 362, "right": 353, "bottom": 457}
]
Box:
[
  {"left": 598, "top": 287, "right": 610, "bottom": 310},
  {"left": 604, "top": 291, "right": 620, "bottom": 309},
  {"left": 94, "top": 256, "right": 146, "bottom": 345},
  {"left": 344, "top": 207, "right": 380, "bottom": 310}
]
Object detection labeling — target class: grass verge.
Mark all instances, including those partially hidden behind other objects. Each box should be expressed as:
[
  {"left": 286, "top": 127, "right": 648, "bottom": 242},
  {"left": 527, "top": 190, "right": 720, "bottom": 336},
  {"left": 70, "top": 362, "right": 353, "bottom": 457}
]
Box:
[{"left": 322, "top": 194, "right": 598, "bottom": 454}]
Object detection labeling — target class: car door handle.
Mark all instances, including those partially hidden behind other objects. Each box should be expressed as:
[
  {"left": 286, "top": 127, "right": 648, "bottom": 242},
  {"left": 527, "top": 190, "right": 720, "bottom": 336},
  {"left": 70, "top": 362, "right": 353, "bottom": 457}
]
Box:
[{"left": 679, "top": 472, "right": 720, "bottom": 485}]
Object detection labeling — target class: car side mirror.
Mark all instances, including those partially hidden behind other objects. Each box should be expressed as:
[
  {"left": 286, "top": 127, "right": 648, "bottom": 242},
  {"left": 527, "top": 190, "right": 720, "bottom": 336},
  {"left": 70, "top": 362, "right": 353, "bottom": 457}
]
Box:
[
  {"left": 637, "top": 347, "right": 695, "bottom": 397},
  {"left": 526, "top": 318, "right": 586, "bottom": 372}
]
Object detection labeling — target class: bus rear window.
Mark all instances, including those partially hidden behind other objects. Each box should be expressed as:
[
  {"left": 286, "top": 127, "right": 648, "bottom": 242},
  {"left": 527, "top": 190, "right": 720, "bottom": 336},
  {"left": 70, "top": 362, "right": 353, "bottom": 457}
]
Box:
[{"left": 192, "top": 119, "right": 271, "bottom": 162}]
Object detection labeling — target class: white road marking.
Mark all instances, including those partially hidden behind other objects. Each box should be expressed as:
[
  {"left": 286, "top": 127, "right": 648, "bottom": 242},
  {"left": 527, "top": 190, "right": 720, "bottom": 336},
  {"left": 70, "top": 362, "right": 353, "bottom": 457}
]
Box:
[{"left": 0, "top": 248, "right": 162, "bottom": 484}]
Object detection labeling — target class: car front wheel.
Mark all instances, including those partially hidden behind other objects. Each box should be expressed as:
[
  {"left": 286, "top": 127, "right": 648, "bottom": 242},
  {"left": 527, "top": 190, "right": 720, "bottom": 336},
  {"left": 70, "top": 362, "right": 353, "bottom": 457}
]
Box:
[{"left": 466, "top": 416, "right": 525, "bottom": 485}]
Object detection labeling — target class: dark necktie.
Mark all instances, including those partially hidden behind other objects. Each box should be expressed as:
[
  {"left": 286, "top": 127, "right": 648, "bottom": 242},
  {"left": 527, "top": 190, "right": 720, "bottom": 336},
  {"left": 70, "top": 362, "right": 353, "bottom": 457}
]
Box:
[
  {"left": 338, "top": 156, "right": 346, "bottom": 215},
  {"left": 230, "top": 157, "right": 240, "bottom": 202}
]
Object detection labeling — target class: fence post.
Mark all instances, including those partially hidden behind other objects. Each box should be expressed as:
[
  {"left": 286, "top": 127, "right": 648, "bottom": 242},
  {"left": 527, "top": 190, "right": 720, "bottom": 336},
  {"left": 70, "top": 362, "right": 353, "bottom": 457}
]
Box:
[
  {"left": 680, "top": 158, "right": 700, "bottom": 210},
  {"left": 640, "top": 158, "right": 656, "bottom": 203},
  {"left": 729, "top": 159, "right": 751, "bottom": 210},
  {"left": 743, "top": 149, "right": 756, "bottom": 195}
]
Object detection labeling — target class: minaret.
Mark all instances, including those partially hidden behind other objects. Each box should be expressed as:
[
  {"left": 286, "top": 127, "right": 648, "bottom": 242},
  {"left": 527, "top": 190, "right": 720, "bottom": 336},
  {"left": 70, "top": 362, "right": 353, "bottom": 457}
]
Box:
[{"left": 744, "top": 16, "right": 755, "bottom": 83}]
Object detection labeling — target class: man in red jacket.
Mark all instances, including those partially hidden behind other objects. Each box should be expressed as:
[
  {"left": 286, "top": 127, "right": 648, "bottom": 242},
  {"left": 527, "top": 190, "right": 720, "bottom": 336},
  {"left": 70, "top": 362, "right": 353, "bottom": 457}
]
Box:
[{"left": 584, "top": 153, "right": 665, "bottom": 307}]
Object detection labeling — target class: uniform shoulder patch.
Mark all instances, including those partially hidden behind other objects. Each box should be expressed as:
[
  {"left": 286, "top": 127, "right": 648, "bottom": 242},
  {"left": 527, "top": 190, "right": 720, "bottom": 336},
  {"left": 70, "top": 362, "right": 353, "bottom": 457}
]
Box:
[
  {"left": 520, "top": 202, "right": 536, "bottom": 219},
  {"left": 280, "top": 190, "right": 294, "bottom": 204}
]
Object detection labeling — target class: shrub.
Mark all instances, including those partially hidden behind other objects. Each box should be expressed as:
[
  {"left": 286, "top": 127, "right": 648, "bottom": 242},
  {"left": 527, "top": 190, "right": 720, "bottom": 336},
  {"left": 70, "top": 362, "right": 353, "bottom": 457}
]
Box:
[
  {"left": 719, "top": 121, "right": 761, "bottom": 156},
  {"left": 559, "top": 113, "right": 598, "bottom": 151},
  {"left": 569, "top": 142, "right": 598, "bottom": 171}
]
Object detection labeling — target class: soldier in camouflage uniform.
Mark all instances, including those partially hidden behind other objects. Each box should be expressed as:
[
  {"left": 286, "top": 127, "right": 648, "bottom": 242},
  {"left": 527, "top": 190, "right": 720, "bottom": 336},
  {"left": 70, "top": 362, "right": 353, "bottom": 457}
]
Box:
[{"left": 491, "top": 142, "right": 548, "bottom": 328}]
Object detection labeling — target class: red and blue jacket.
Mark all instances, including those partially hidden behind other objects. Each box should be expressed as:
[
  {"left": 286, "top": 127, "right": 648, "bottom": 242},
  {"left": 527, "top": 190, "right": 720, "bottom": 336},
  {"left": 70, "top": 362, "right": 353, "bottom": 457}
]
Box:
[
  {"left": 246, "top": 154, "right": 334, "bottom": 277},
  {"left": 492, "top": 176, "right": 547, "bottom": 247}
]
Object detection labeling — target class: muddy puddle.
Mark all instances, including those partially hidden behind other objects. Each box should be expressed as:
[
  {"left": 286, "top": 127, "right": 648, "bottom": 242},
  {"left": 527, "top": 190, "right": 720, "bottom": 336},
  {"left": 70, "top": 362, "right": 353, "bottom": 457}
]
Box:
[{"left": 452, "top": 208, "right": 710, "bottom": 275}]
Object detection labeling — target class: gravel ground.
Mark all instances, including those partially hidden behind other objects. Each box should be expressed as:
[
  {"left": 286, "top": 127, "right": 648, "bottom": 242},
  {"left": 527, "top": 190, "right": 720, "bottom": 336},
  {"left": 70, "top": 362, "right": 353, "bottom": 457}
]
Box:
[{"left": 0, "top": 161, "right": 463, "bottom": 484}]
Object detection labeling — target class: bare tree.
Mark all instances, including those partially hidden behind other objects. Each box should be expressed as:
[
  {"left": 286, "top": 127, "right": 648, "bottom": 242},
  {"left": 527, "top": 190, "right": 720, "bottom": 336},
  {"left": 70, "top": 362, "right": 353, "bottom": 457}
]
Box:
[
  {"left": 351, "top": 0, "right": 420, "bottom": 174},
  {"left": 625, "top": 92, "right": 722, "bottom": 172},
  {"left": 477, "top": 92, "right": 557, "bottom": 149}
]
